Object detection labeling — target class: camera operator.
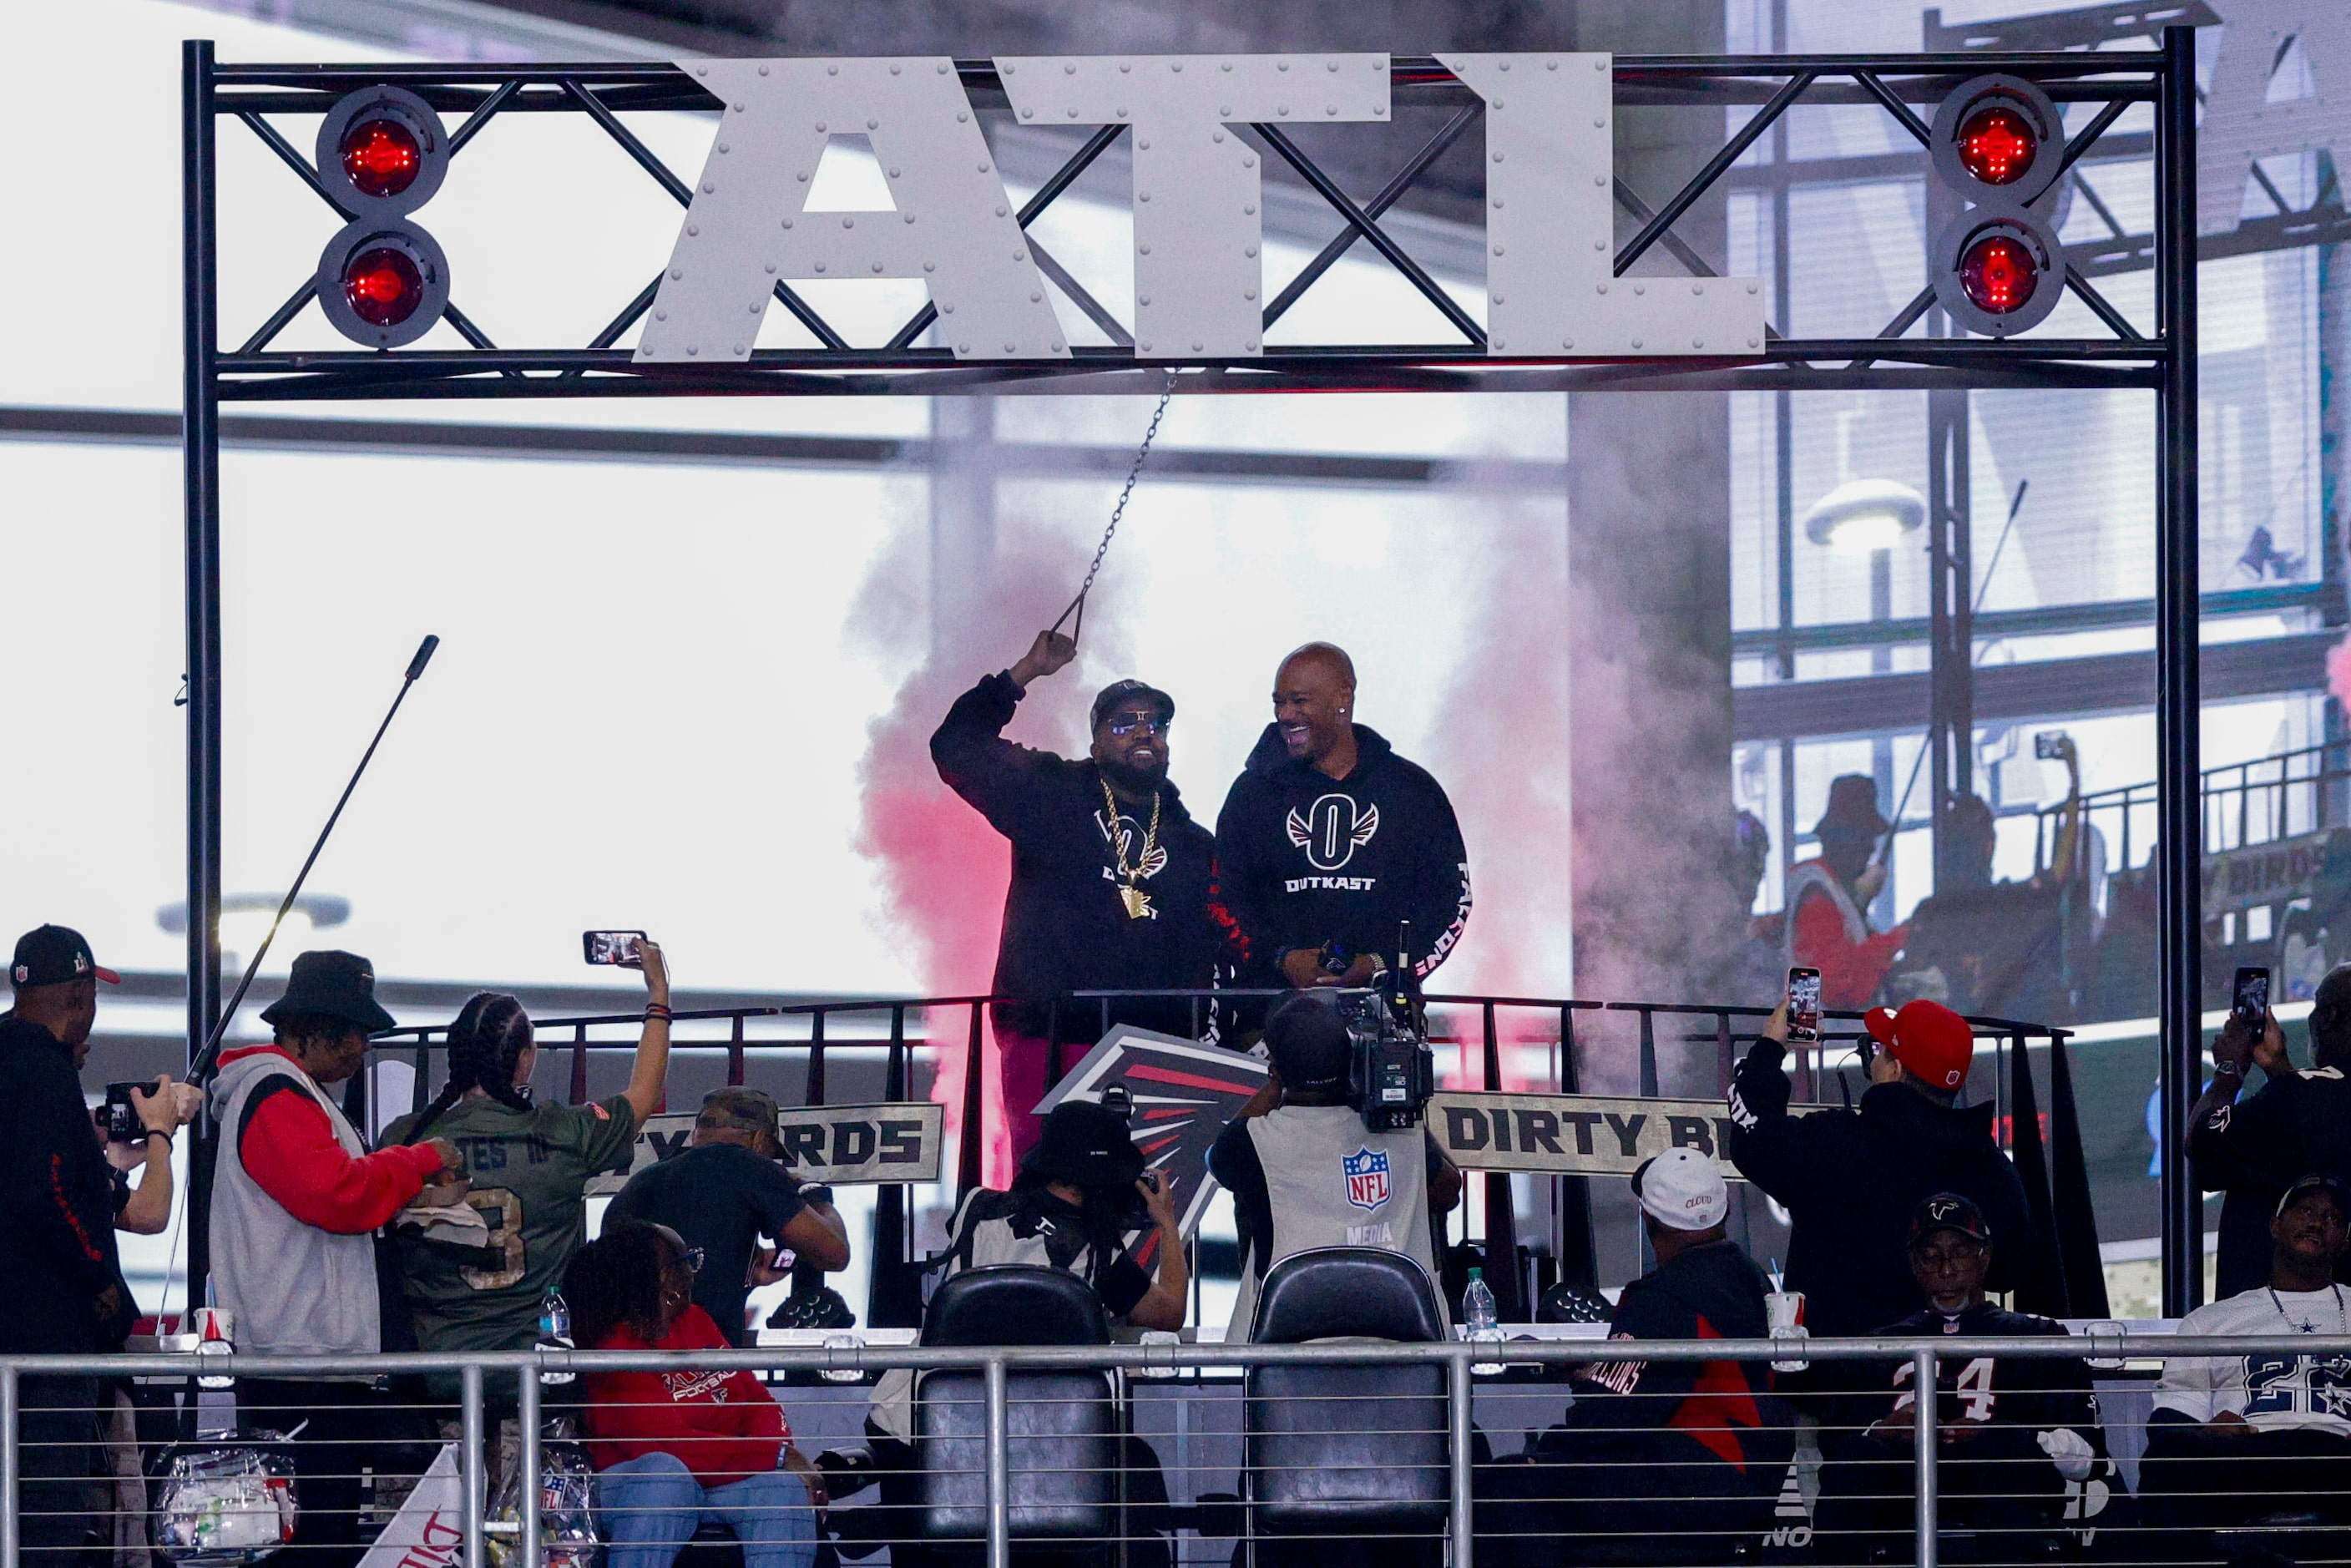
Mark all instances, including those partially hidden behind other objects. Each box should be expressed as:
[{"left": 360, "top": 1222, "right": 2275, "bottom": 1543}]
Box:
[
  {"left": 0, "top": 925, "right": 134, "bottom": 1562},
  {"left": 1214, "top": 643, "right": 1471, "bottom": 993},
  {"left": 932, "top": 630, "right": 1224, "bottom": 1158},
  {"left": 210, "top": 951, "right": 469, "bottom": 1568},
  {"left": 1814, "top": 1195, "right": 2104, "bottom": 1565},
  {"left": 604, "top": 1087, "right": 851, "bottom": 1347},
  {"left": 2187, "top": 966, "right": 2351, "bottom": 1297},
  {"left": 1210, "top": 990, "right": 1460, "bottom": 1342},
  {"left": 2140, "top": 1173, "right": 2351, "bottom": 1555}
]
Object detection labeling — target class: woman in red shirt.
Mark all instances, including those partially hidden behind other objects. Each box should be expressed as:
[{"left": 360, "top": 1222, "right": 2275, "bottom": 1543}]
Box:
[{"left": 567, "top": 1221, "right": 825, "bottom": 1568}]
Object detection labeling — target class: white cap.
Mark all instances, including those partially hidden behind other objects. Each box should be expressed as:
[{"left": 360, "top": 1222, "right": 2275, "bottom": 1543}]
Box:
[{"left": 1633, "top": 1147, "right": 1728, "bottom": 1232}]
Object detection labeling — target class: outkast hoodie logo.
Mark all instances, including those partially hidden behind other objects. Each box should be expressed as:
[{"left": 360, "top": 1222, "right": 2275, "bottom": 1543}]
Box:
[{"left": 1285, "top": 792, "right": 1380, "bottom": 890}]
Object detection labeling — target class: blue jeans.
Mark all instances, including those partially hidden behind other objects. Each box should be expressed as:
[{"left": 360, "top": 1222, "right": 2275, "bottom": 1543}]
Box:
[{"left": 597, "top": 1451, "right": 817, "bottom": 1568}]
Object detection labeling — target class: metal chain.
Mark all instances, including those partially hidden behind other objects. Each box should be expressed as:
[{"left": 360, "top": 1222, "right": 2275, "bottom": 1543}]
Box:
[{"left": 1054, "top": 371, "right": 1179, "bottom": 640}]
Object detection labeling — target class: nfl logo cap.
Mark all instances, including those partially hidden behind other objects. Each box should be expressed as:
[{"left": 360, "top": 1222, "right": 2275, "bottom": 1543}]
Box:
[
  {"left": 1632, "top": 1146, "right": 1727, "bottom": 1232},
  {"left": 10, "top": 925, "right": 119, "bottom": 988}
]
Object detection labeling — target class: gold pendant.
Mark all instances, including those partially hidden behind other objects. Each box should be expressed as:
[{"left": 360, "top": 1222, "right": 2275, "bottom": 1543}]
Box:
[{"left": 1120, "top": 886, "right": 1154, "bottom": 920}]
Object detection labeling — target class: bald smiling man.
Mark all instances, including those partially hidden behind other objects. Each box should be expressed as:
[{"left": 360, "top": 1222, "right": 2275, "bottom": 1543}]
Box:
[{"left": 1214, "top": 643, "right": 1472, "bottom": 992}]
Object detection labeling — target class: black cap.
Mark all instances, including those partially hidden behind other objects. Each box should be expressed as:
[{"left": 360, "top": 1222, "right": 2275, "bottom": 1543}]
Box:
[
  {"left": 11, "top": 925, "right": 119, "bottom": 989},
  {"left": 259, "top": 950, "right": 397, "bottom": 1035},
  {"left": 1813, "top": 774, "right": 1891, "bottom": 843},
  {"left": 1909, "top": 1191, "right": 1993, "bottom": 1248},
  {"left": 1265, "top": 992, "right": 1351, "bottom": 1091},
  {"left": 1021, "top": 1100, "right": 1145, "bottom": 1189},
  {"left": 2277, "top": 1172, "right": 2351, "bottom": 1220},
  {"left": 1090, "top": 679, "right": 1175, "bottom": 732}
]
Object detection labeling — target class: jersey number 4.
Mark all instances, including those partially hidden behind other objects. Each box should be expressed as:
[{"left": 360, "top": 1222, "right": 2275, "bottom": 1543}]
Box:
[
  {"left": 1893, "top": 1357, "right": 1996, "bottom": 1422},
  {"left": 459, "top": 1190, "right": 526, "bottom": 1291}
]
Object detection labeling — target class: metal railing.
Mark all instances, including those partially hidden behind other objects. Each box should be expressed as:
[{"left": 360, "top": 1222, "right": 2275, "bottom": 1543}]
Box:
[
  {"left": 2035, "top": 737, "right": 2351, "bottom": 877},
  {"left": 15, "top": 1331, "right": 2338, "bottom": 1568}
]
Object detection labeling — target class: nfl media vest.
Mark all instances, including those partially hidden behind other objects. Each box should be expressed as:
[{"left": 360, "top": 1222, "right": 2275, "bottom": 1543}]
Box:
[
  {"left": 208, "top": 1052, "right": 384, "bottom": 1361},
  {"left": 1226, "top": 1104, "right": 1442, "bottom": 1343}
]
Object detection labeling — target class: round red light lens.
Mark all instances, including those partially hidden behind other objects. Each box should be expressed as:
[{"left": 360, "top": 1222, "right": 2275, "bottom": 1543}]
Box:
[
  {"left": 1956, "top": 104, "right": 2036, "bottom": 187},
  {"left": 341, "top": 118, "right": 422, "bottom": 200},
  {"left": 343, "top": 245, "right": 425, "bottom": 326},
  {"left": 1959, "top": 232, "right": 2040, "bottom": 316}
]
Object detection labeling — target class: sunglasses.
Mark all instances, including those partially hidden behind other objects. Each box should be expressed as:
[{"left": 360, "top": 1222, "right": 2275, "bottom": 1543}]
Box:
[
  {"left": 1106, "top": 714, "right": 1170, "bottom": 737},
  {"left": 668, "top": 1246, "right": 705, "bottom": 1275}
]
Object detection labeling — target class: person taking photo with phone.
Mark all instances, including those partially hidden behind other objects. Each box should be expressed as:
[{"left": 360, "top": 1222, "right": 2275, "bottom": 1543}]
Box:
[
  {"left": 384, "top": 939, "right": 672, "bottom": 1371},
  {"left": 2188, "top": 964, "right": 2351, "bottom": 1297},
  {"left": 932, "top": 630, "right": 1225, "bottom": 1161},
  {"left": 1726, "top": 994, "right": 2049, "bottom": 1428}
]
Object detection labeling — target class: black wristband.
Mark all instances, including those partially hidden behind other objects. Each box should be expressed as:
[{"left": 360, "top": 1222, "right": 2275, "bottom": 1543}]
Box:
[{"left": 144, "top": 1128, "right": 174, "bottom": 1147}]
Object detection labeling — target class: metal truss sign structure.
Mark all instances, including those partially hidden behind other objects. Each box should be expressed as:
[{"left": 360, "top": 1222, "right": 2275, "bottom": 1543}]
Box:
[
  {"left": 191, "top": 45, "right": 2183, "bottom": 402},
  {"left": 177, "top": 34, "right": 2206, "bottom": 1310}
]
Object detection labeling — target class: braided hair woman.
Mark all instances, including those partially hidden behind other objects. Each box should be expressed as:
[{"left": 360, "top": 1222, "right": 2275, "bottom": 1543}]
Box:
[
  {"left": 566, "top": 1220, "right": 822, "bottom": 1568},
  {"left": 384, "top": 941, "right": 673, "bottom": 1358}
]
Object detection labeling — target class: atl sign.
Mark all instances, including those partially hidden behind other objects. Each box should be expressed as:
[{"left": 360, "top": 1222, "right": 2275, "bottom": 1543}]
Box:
[{"left": 637, "top": 53, "right": 1769, "bottom": 366}]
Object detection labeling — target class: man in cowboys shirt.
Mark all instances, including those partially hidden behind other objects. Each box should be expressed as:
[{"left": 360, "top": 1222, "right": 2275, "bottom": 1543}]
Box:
[
  {"left": 933, "top": 629, "right": 1224, "bottom": 1160},
  {"left": 1215, "top": 641, "right": 1471, "bottom": 992}
]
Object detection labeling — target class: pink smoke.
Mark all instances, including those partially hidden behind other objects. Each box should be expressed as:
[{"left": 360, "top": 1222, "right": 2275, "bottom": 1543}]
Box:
[
  {"left": 2329, "top": 635, "right": 2351, "bottom": 713},
  {"left": 1423, "top": 489, "right": 1575, "bottom": 1092},
  {"left": 846, "top": 491, "right": 1137, "bottom": 1187}
]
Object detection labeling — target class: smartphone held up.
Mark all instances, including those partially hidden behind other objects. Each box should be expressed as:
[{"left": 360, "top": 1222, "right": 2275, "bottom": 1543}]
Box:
[
  {"left": 1785, "top": 967, "right": 1823, "bottom": 1044},
  {"left": 2232, "top": 966, "right": 2270, "bottom": 1029},
  {"left": 583, "top": 930, "right": 649, "bottom": 969}
]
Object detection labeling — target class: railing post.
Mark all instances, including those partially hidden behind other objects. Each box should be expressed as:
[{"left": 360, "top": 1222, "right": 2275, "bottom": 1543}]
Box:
[
  {"left": 3, "top": 1364, "right": 18, "bottom": 1568},
  {"left": 807, "top": 1009, "right": 827, "bottom": 1106},
  {"left": 462, "top": 1362, "right": 487, "bottom": 1568},
  {"left": 959, "top": 1003, "right": 987, "bottom": 1196},
  {"left": 569, "top": 1024, "right": 588, "bottom": 1106},
  {"left": 1914, "top": 1347, "right": 1939, "bottom": 1568},
  {"left": 727, "top": 1013, "right": 746, "bottom": 1088},
  {"left": 984, "top": 1355, "right": 1010, "bottom": 1568},
  {"left": 518, "top": 1365, "right": 542, "bottom": 1568},
  {"left": 1449, "top": 1348, "right": 1474, "bottom": 1568}
]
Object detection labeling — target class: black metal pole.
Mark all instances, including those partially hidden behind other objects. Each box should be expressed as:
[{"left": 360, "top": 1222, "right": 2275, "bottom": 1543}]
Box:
[
  {"left": 2155, "top": 23, "right": 2203, "bottom": 1318},
  {"left": 183, "top": 38, "right": 224, "bottom": 1304}
]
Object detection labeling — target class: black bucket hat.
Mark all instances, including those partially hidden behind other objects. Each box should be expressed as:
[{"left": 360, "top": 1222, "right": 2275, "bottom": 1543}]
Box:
[
  {"left": 1021, "top": 1100, "right": 1145, "bottom": 1189},
  {"left": 260, "top": 949, "right": 397, "bottom": 1035},
  {"left": 1813, "top": 774, "right": 1891, "bottom": 844}
]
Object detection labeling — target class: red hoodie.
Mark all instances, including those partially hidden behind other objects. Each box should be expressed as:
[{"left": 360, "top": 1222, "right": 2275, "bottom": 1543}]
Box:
[{"left": 584, "top": 1306, "right": 788, "bottom": 1486}]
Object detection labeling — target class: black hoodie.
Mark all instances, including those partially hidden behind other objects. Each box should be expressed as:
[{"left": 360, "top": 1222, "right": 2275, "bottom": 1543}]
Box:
[
  {"left": 1725, "top": 1060, "right": 2050, "bottom": 1338},
  {"left": 932, "top": 671, "right": 1223, "bottom": 1039},
  {"left": 1213, "top": 723, "right": 1472, "bottom": 984}
]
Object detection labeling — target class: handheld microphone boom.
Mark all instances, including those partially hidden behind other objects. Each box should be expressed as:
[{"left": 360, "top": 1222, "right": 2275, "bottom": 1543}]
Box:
[{"left": 190, "top": 634, "right": 439, "bottom": 1080}]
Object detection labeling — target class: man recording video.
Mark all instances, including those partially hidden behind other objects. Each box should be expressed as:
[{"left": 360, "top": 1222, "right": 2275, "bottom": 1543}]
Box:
[
  {"left": 1210, "top": 991, "right": 1459, "bottom": 1342},
  {"left": 1215, "top": 642, "right": 1471, "bottom": 992},
  {"left": 932, "top": 630, "right": 1225, "bottom": 1158}
]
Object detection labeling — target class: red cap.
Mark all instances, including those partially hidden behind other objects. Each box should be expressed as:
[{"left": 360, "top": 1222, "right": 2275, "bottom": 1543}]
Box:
[{"left": 1865, "top": 999, "right": 1974, "bottom": 1090}]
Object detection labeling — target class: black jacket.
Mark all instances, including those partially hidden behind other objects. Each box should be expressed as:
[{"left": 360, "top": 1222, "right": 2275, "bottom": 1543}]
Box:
[
  {"left": 932, "top": 671, "right": 1223, "bottom": 1039},
  {"left": 1212, "top": 723, "right": 1471, "bottom": 984},
  {"left": 1873, "top": 1301, "right": 2098, "bottom": 1436},
  {"left": 2187, "top": 1064, "right": 2351, "bottom": 1297},
  {"left": 0, "top": 1015, "right": 132, "bottom": 1353},
  {"left": 1726, "top": 1049, "right": 2047, "bottom": 1338}
]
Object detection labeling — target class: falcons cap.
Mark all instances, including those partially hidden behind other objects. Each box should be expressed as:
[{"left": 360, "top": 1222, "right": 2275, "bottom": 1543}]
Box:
[{"left": 1909, "top": 1191, "right": 1993, "bottom": 1249}]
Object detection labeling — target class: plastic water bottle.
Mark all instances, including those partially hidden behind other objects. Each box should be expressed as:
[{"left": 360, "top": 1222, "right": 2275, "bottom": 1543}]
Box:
[
  {"left": 1462, "top": 1268, "right": 1504, "bottom": 1375},
  {"left": 537, "top": 1290, "right": 576, "bottom": 1385}
]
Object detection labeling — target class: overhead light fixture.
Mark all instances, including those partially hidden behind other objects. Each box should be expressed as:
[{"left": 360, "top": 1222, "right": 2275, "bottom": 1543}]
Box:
[
  {"left": 1927, "top": 74, "right": 2070, "bottom": 337},
  {"left": 1802, "top": 478, "right": 1927, "bottom": 554},
  {"left": 157, "top": 893, "right": 353, "bottom": 966},
  {"left": 313, "top": 86, "right": 453, "bottom": 347}
]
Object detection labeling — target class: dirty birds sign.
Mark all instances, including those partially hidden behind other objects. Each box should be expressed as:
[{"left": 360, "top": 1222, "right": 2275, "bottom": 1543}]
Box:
[
  {"left": 586, "top": 1102, "right": 944, "bottom": 1193},
  {"left": 1430, "top": 1091, "right": 1762, "bottom": 1179}
]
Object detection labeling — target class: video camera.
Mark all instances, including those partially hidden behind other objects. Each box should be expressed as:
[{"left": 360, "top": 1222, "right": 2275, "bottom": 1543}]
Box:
[{"left": 1337, "top": 982, "right": 1436, "bottom": 1133}]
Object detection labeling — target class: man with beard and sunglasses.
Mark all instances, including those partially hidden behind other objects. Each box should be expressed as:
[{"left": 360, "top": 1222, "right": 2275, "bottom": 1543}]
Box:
[{"left": 933, "top": 629, "right": 1225, "bottom": 1159}]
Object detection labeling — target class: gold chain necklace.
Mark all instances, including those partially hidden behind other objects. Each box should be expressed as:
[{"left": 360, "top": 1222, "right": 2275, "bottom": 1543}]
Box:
[{"left": 1100, "top": 775, "right": 1162, "bottom": 920}]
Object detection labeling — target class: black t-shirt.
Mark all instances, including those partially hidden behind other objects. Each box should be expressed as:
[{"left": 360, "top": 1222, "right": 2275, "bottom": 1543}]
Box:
[
  {"left": 604, "top": 1142, "right": 807, "bottom": 1346},
  {"left": 2191, "top": 1065, "right": 2351, "bottom": 1297}
]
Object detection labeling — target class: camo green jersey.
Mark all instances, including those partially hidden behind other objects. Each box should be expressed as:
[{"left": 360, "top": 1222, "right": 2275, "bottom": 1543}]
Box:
[{"left": 384, "top": 1094, "right": 640, "bottom": 1353}]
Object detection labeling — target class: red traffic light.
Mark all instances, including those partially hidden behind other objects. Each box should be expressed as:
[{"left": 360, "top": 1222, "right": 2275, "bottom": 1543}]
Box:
[
  {"left": 1956, "top": 104, "right": 2036, "bottom": 188},
  {"left": 1959, "top": 233, "right": 2040, "bottom": 316},
  {"left": 343, "top": 245, "right": 427, "bottom": 326},
  {"left": 316, "top": 86, "right": 447, "bottom": 218},
  {"left": 317, "top": 220, "right": 449, "bottom": 347},
  {"left": 341, "top": 119, "right": 423, "bottom": 201}
]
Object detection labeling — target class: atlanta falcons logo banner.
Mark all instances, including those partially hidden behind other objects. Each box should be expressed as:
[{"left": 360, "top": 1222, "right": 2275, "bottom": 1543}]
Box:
[
  {"left": 586, "top": 1101, "right": 945, "bottom": 1193},
  {"left": 1432, "top": 1091, "right": 1820, "bottom": 1179},
  {"left": 1034, "top": 1024, "right": 1269, "bottom": 1237}
]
